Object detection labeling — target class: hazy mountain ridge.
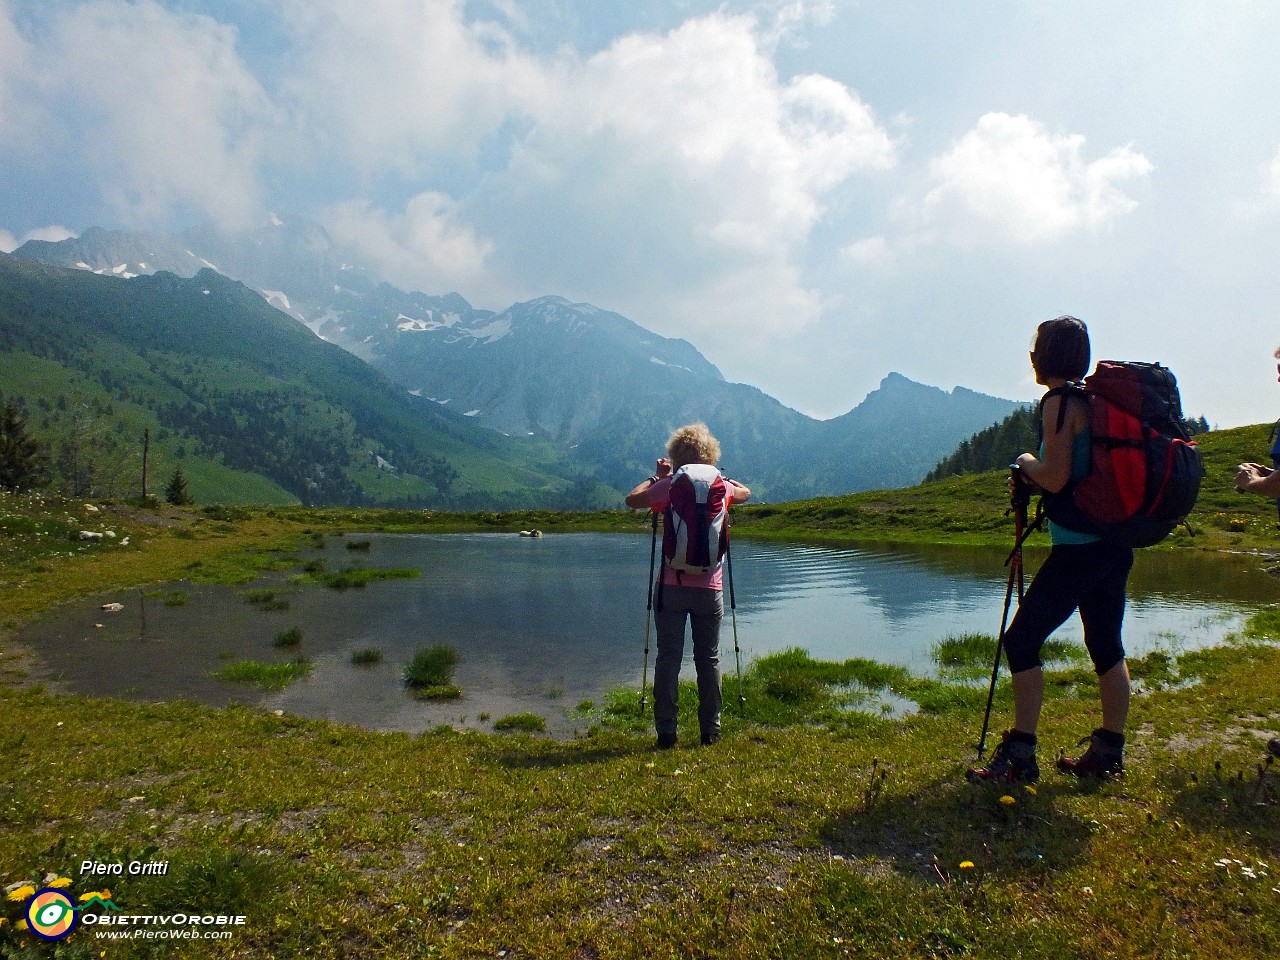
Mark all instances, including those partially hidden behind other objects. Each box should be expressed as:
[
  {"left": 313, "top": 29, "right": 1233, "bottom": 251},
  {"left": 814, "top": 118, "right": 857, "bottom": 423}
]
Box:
[
  {"left": 9, "top": 218, "right": 1022, "bottom": 501},
  {"left": 12, "top": 226, "right": 216, "bottom": 279}
]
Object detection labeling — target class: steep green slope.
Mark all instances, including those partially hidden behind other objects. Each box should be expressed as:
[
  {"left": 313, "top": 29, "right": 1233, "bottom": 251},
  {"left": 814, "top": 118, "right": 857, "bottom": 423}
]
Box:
[
  {"left": 0, "top": 257, "right": 593, "bottom": 507},
  {"left": 0, "top": 351, "right": 296, "bottom": 504}
]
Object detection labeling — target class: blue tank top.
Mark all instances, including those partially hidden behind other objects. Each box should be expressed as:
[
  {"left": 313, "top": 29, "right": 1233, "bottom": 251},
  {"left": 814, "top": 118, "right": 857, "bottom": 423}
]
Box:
[{"left": 1046, "top": 429, "right": 1099, "bottom": 545}]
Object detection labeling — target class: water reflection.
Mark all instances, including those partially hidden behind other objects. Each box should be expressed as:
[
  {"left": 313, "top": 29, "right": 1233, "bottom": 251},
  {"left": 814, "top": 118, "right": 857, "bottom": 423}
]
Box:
[{"left": 15, "top": 533, "right": 1272, "bottom": 734}]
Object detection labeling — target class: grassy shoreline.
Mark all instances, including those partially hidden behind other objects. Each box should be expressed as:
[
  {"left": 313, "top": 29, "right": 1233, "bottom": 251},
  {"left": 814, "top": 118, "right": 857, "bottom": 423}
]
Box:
[{"left": 3, "top": 424, "right": 1280, "bottom": 957}]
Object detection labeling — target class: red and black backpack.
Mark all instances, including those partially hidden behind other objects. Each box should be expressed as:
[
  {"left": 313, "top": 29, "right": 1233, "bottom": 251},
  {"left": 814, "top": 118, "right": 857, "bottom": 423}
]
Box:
[{"left": 1041, "top": 360, "right": 1203, "bottom": 547}]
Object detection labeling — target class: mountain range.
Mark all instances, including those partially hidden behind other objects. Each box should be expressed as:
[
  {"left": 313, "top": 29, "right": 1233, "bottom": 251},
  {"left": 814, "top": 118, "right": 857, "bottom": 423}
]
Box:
[
  {"left": 0, "top": 257, "right": 583, "bottom": 507},
  {"left": 5, "top": 217, "right": 1022, "bottom": 506}
]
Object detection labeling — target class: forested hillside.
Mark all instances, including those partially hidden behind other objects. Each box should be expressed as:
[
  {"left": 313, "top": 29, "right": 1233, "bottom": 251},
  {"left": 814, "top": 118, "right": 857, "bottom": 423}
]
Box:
[
  {"left": 926, "top": 402, "right": 1213, "bottom": 483},
  {"left": 0, "top": 257, "right": 600, "bottom": 507}
]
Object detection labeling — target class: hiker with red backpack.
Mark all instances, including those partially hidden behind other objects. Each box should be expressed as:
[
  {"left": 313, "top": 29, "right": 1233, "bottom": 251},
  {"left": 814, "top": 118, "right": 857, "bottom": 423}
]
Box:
[
  {"left": 625, "top": 423, "right": 751, "bottom": 749},
  {"left": 968, "top": 316, "right": 1202, "bottom": 784}
]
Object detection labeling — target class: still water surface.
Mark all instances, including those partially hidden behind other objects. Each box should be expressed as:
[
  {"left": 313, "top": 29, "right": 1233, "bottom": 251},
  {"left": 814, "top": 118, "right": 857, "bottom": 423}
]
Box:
[{"left": 18, "top": 533, "right": 1276, "bottom": 734}]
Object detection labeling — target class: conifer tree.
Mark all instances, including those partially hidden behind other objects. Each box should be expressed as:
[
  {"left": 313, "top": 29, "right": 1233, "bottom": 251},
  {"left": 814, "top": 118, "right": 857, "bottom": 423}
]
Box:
[
  {"left": 0, "top": 400, "right": 50, "bottom": 491},
  {"left": 164, "top": 465, "right": 193, "bottom": 506}
]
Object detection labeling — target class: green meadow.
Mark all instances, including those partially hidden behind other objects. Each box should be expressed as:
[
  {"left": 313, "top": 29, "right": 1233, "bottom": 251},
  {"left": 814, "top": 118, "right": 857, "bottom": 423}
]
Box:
[{"left": 1, "top": 425, "right": 1278, "bottom": 958}]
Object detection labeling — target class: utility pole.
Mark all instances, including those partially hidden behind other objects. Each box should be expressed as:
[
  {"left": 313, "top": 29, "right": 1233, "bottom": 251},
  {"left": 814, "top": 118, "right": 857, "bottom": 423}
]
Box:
[{"left": 142, "top": 427, "right": 150, "bottom": 499}]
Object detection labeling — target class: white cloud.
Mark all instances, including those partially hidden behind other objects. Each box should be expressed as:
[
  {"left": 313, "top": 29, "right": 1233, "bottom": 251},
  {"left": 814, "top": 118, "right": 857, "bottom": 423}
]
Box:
[
  {"left": 756, "top": 0, "right": 839, "bottom": 48},
  {"left": 323, "top": 192, "right": 493, "bottom": 292},
  {"left": 20, "top": 224, "right": 75, "bottom": 245},
  {"left": 471, "top": 13, "right": 896, "bottom": 336},
  {"left": 37, "top": 0, "right": 272, "bottom": 230},
  {"left": 0, "top": 224, "right": 75, "bottom": 253},
  {"left": 278, "top": 0, "right": 548, "bottom": 176},
  {"left": 568, "top": 15, "right": 893, "bottom": 239},
  {"left": 671, "top": 257, "right": 832, "bottom": 344},
  {"left": 919, "top": 112, "right": 1153, "bottom": 245},
  {"left": 1265, "top": 144, "right": 1280, "bottom": 206},
  {"left": 0, "top": 0, "right": 36, "bottom": 142},
  {"left": 842, "top": 235, "right": 894, "bottom": 269}
]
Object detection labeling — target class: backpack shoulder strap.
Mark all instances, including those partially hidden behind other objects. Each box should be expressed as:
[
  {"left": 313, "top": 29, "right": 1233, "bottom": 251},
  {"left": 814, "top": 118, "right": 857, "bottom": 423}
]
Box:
[{"left": 1038, "top": 382, "right": 1087, "bottom": 439}]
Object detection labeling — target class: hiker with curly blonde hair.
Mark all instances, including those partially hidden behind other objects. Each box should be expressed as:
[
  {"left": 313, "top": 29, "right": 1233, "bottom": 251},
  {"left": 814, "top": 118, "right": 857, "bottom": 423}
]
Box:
[{"left": 626, "top": 423, "right": 750, "bottom": 749}]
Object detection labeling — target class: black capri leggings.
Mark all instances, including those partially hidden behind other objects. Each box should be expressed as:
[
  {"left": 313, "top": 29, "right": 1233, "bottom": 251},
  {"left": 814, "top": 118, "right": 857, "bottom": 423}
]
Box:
[{"left": 1003, "top": 539, "right": 1135, "bottom": 675}]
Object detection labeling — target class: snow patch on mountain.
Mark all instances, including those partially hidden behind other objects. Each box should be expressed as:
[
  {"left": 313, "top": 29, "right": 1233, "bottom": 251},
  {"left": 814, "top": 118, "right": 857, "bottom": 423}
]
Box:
[
  {"left": 649, "top": 357, "right": 694, "bottom": 373},
  {"left": 263, "top": 290, "right": 292, "bottom": 311},
  {"left": 185, "top": 251, "right": 220, "bottom": 271},
  {"left": 464, "top": 317, "right": 511, "bottom": 343},
  {"left": 395, "top": 311, "right": 468, "bottom": 333}
]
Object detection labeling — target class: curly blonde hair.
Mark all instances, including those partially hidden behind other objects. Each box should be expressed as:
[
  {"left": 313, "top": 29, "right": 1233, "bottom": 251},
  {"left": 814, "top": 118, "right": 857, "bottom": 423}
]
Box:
[{"left": 667, "top": 423, "right": 721, "bottom": 470}]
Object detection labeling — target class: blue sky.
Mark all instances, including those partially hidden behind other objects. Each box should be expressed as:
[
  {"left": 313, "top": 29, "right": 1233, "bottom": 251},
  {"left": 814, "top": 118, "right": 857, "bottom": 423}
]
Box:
[{"left": 2, "top": 0, "right": 1279, "bottom": 427}]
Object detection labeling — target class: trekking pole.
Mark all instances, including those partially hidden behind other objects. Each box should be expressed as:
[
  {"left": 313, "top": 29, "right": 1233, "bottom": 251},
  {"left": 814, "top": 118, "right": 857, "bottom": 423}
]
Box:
[
  {"left": 976, "top": 464, "right": 1030, "bottom": 759},
  {"left": 639, "top": 510, "right": 659, "bottom": 716},
  {"left": 725, "top": 524, "right": 746, "bottom": 713}
]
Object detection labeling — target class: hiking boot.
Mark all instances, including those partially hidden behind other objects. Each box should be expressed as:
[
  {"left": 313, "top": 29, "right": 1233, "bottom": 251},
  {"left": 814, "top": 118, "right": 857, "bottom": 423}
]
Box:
[
  {"left": 700, "top": 732, "right": 720, "bottom": 747},
  {"left": 656, "top": 732, "right": 677, "bottom": 750},
  {"left": 1057, "top": 729, "right": 1124, "bottom": 779},
  {"left": 966, "top": 731, "right": 1039, "bottom": 783},
  {"left": 1268, "top": 738, "right": 1280, "bottom": 759}
]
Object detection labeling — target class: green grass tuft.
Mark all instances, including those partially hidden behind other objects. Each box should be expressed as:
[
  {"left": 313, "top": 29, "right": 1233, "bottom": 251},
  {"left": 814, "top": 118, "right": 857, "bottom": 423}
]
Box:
[
  {"left": 403, "top": 644, "right": 460, "bottom": 688},
  {"left": 296, "top": 567, "right": 419, "bottom": 590},
  {"left": 410, "top": 684, "right": 463, "bottom": 701},
  {"left": 494, "top": 712, "right": 546, "bottom": 732},
  {"left": 213, "top": 658, "right": 312, "bottom": 690},
  {"left": 272, "top": 626, "right": 303, "bottom": 648},
  {"left": 241, "top": 587, "right": 291, "bottom": 611}
]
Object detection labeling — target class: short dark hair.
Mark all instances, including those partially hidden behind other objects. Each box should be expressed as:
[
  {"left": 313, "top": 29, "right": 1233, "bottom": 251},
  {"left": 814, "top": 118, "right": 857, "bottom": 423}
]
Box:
[{"left": 1031, "top": 315, "right": 1090, "bottom": 382}]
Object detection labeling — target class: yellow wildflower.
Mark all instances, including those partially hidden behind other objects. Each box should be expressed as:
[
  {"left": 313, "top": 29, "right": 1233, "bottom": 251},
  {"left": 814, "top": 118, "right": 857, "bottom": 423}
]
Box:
[
  {"left": 999, "top": 794, "right": 1016, "bottom": 805},
  {"left": 48, "top": 877, "right": 73, "bottom": 889},
  {"left": 79, "top": 889, "right": 112, "bottom": 903},
  {"left": 959, "top": 861, "right": 975, "bottom": 869},
  {"left": 1024, "top": 785, "right": 1038, "bottom": 796},
  {"left": 0, "top": 917, "right": 7, "bottom": 927},
  {"left": 16, "top": 920, "right": 29, "bottom": 932},
  {"left": 6, "top": 885, "right": 35, "bottom": 902}
]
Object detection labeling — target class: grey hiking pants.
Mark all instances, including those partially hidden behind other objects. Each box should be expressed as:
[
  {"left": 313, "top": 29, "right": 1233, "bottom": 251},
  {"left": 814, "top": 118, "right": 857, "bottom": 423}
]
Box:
[{"left": 653, "top": 584, "right": 722, "bottom": 741}]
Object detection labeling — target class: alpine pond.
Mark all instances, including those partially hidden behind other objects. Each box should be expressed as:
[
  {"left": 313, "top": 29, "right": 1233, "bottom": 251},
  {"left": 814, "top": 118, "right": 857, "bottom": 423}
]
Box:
[{"left": 16, "top": 533, "right": 1272, "bottom": 735}]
